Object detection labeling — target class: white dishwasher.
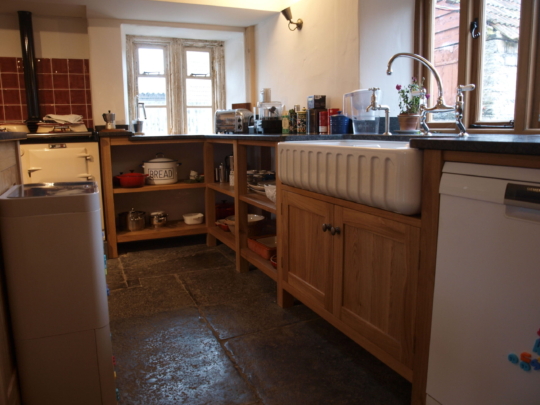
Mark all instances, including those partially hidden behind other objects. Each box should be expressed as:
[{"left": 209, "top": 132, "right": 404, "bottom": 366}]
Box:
[{"left": 426, "top": 162, "right": 540, "bottom": 405}]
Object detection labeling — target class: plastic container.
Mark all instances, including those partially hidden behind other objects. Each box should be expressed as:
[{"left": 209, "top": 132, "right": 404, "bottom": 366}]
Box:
[
  {"left": 343, "top": 89, "right": 380, "bottom": 134},
  {"left": 329, "top": 113, "right": 352, "bottom": 134}
]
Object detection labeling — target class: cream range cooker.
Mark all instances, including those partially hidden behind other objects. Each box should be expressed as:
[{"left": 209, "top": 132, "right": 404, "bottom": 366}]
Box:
[{"left": 19, "top": 133, "right": 104, "bottom": 228}]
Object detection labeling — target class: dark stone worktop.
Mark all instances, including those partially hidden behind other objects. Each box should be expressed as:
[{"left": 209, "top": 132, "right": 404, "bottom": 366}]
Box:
[
  {"left": 98, "top": 130, "right": 540, "bottom": 157},
  {"left": 409, "top": 134, "right": 540, "bottom": 156},
  {"left": 126, "top": 133, "right": 441, "bottom": 142}
]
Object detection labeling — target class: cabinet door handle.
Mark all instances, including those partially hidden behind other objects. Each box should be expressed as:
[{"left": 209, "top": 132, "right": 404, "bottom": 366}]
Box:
[
  {"left": 330, "top": 226, "right": 341, "bottom": 236},
  {"left": 322, "top": 223, "right": 330, "bottom": 232}
]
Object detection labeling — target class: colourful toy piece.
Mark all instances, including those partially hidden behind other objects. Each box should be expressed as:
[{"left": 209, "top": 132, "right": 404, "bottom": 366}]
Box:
[
  {"left": 533, "top": 338, "right": 540, "bottom": 355},
  {"left": 537, "top": 328, "right": 540, "bottom": 337},
  {"left": 521, "top": 352, "right": 532, "bottom": 363},
  {"left": 530, "top": 359, "right": 540, "bottom": 370},
  {"left": 508, "top": 353, "right": 519, "bottom": 364},
  {"left": 520, "top": 361, "right": 531, "bottom": 372}
]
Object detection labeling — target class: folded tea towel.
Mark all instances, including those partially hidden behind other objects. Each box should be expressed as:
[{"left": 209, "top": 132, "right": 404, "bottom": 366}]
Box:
[{"left": 43, "top": 114, "right": 83, "bottom": 124}]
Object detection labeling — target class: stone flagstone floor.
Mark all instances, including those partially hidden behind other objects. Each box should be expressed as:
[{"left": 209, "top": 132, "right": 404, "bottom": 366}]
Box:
[{"left": 106, "top": 235, "right": 411, "bottom": 405}]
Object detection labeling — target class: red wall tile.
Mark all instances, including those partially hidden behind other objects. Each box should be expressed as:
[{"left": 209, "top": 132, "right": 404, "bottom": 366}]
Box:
[
  {"left": 39, "top": 89, "right": 54, "bottom": 104},
  {"left": 36, "top": 58, "right": 51, "bottom": 74},
  {"left": 0, "top": 57, "right": 94, "bottom": 127},
  {"left": 4, "top": 105, "right": 22, "bottom": 121},
  {"left": 71, "top": 104, "right": 86, "bottom": 116},
  {"left": 54, "top": 89, "right": 70, "bottom": 104},
  {"left": 70, "top": 89, "right": 86, "bottom": 104},
  {"left": 55, "top": 105, "right": 71, "bottom": 115},
  {"left": 69, "top": 74, "right": 85, "bottom": 89},
  {"left": 38, "top": 73, "right": 53, "bottom": 89},
  {"left": 1, "top": 73, "right": 19, "bottom": 88},
  {"left": 16, "top": 59, "right": 23, "bottom": 72},
  {"left": 51, "top": 59, "right": 68, "bottom": 74},
  {"left": 3, "top": 89, "right": 21, "bottom": 104},
  {"left": 68, "top": 59, "right": 84, "bottom": 74},
  {"left": 40, "top": 105, "right": 56, "bottom": 115},
  {"left": 0, "top": 58, "right": 17, "bottom": 73},
  {"left": 53, "top": 74, "right": 69, "bottom": 89}
]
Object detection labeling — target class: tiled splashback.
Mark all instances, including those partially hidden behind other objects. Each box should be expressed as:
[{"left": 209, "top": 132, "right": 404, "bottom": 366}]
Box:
[{"left": 0, "top": 57, "right": 94, "bottom": 130}]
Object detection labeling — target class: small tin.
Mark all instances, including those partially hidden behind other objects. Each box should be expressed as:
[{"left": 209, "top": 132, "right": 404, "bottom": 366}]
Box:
[{"left": 296, "top": 108, "right": 307, "bottom": 134}]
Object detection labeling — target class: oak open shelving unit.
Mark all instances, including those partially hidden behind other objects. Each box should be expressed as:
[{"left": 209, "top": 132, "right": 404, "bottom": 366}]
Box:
[
  {"left": 204, "top": 138, "right": 278, "bottom": 280},
  {"left": 100, "top": 134, "right": 278, "bottom": 282}
]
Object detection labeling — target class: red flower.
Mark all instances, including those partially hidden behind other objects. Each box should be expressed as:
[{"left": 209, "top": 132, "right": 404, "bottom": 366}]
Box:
[{"left": 396, "top": 84, "right": 402, "bottom": 91}]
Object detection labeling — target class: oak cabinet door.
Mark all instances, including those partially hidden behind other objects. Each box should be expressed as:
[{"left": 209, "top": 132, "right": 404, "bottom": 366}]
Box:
[
  {"left": 281, "top": 191, "right": 334, "bottom": 312},
  {"left": 332, "top": 206, "right": 420, "bottom": 368}
]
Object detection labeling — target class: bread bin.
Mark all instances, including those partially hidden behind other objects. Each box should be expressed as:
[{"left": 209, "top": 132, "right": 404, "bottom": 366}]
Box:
[{"left": 142, "top": 153, "right": 180, "bottom": 185}]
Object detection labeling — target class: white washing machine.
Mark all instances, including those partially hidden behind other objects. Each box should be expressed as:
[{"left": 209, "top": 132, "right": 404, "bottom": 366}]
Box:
[{"left": 0, "top": 182, "right": 116, "bottom": 405}]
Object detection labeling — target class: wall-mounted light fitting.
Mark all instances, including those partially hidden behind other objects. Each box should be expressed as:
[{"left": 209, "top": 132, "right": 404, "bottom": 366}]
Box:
[{"left": 281, "top": 7, "right": 303, "bottom": 31}]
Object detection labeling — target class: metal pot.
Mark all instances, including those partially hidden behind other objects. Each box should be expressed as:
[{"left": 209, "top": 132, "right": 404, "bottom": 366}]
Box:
[
  {"left": 142, "top": 153, "right": 181, "bottom": 185},
  {"left": 150, "top": 211, "right": 168, "bottom": 227},
  {"left": 123, "top": 208, "right": 146, "bottom": 231}
]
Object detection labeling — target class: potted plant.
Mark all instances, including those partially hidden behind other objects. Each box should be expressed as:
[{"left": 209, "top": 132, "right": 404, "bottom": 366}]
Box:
[{"left": 396, "top": 77, "right": 428, "bottom": 131}]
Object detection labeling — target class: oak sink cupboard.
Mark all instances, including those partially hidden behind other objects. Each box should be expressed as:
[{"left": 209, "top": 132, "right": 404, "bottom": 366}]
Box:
[{"left": 280, "top": 185, "right": 420, "bottom": 381}]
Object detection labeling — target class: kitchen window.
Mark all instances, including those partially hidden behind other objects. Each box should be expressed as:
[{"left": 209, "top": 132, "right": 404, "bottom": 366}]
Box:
[
  {"left": 126, "top": 36, "right": 225, "bottom": 135},
  {"left": 415, "top": 0, "right": 540, "bottom": 133}
]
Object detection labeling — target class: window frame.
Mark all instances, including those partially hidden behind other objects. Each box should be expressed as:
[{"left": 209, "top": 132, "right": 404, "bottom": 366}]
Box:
[
  {"left": 126, "top": 35, "right": 225, "bottom": 135},
  {"left": 415, "top": 0, "right": 540, "bottom": 134},
  {"left": 182, "top": 47, "right": 215, "bottom": 135}
]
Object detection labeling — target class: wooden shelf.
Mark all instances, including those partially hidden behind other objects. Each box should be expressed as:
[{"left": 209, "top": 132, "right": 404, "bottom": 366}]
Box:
[
  {"left": 241, "top": 247, "right": 277, "bottom": 281},
  {"left": 207, "top": 225, "right": 235, "bottom": 249},
  {"left": 207, "top": 182, "right": 235, "bottom": 197},
  {"left": 116, "top": 220, "right": 206, "bottom": 243},
  {"left": 240, "top": 192, "right": 276, "bottom": 213},
  {"left": 113, "top": 181, "right": 206, "bottom": 194}
]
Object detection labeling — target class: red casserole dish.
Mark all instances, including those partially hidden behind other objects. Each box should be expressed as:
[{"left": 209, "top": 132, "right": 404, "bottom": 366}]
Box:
[{"left": 116, "top": 173, "right": 148, "bottom": 188}]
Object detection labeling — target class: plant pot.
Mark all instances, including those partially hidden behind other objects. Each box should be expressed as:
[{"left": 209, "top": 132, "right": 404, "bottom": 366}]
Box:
[{"left": 397, "top": 114, "right": 420, "bottom": 131}]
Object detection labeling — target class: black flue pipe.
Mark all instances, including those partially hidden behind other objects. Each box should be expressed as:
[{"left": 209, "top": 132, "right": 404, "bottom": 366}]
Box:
[{"left": 18, "top": 11, "right": 41, "bottom": 131}]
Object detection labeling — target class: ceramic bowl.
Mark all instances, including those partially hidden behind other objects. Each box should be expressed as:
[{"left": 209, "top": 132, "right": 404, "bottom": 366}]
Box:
[{"left": 183, "top": 213, "right": 204, "bottom": 225}]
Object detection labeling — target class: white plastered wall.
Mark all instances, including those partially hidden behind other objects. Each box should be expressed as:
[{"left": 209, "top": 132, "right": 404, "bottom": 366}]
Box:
[
  {"left": 253, "top": 0, "right": 360, "bottom": 111},
  {"left": 0, "top": 14, "right": 89, "bottom": 59},
  {"left": 358, "top": 0, "right": 416, "bottom": 115}
]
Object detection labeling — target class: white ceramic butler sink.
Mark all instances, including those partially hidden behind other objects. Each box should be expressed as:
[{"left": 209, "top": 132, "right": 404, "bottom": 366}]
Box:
[{"left": 278, "top": 140, "right": 423, "bottom": 215}]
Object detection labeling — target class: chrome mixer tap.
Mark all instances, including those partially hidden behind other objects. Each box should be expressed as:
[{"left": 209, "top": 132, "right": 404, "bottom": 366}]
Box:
[{"left": 387, "top": 53, "right": 454, "bottom": 135}]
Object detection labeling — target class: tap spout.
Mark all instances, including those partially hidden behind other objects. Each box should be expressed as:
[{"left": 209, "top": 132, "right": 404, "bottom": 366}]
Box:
[{"left": 387, "top": 52, "right": 453, "bottom": 113}]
